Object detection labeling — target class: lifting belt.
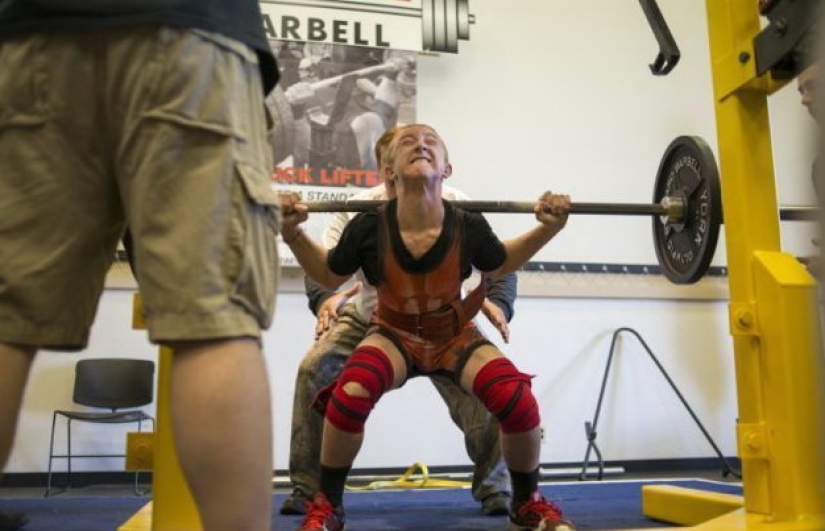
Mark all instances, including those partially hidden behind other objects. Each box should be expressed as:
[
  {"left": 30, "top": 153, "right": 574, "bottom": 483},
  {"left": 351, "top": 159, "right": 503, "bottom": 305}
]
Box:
[{"left": 376, "top": 278, "right": 486, "bottom": 342}]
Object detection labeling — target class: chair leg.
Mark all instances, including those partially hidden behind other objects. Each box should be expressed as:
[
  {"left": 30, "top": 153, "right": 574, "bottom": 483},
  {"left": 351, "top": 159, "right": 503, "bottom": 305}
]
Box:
[
  {"left": 133, "top": 420, "right": 142, "bottom": 496},
  {"left": 45, "top": 412, "right": 59, "bottom": 497},
  {"left": 133, "top": 418, "right": 155, "bottom": 496},
  {"left": 47, "top": 414, "right": 158, "bottom": 497},
  {"left": 66, "top": 418, "right": 73, "bottom": 491}
]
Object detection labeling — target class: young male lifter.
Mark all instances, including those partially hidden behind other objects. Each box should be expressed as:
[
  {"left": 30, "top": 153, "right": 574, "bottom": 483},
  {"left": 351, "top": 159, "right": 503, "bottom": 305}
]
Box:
[
  {"left": 280, "top": 123, "right": 575, "bottom": 531},
  {"left": 282, "top": 127, "right": 515, "bottom": 516}
]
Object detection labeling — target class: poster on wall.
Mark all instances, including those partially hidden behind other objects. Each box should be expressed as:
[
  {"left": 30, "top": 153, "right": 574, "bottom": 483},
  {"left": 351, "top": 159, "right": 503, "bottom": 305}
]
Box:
[
  {"left": 259, "top": 0, "right": 474, "bottom": 54},
  {"left": 266, "top": 39, "right": 418, "bottom": 267},
  {"left": 105, "top": 2, "right": 431, "bottom": 286}
]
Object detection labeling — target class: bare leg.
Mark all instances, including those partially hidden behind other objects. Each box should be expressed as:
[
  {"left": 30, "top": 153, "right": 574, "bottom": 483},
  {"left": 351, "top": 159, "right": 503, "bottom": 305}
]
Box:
[
  {"left": 501, "top": 429, "right": 541, "bottom": 472},
  {"left": 170, "top": 338, "right": 273, "bottom": 531},
  {"left": 0, "top": 343, "right": 36, "bottom": 471},
  {"left": 321, "top": 414, "right": 364, "bottom": 468}
]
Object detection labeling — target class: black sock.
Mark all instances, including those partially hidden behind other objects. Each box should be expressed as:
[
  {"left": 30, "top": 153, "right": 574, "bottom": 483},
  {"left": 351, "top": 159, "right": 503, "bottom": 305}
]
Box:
[
  {"left": 320, "top": 464, "right": 351, "bottom": 507},
  {"left": 509, "top": 468, "right": 540, "bottom": 506}
]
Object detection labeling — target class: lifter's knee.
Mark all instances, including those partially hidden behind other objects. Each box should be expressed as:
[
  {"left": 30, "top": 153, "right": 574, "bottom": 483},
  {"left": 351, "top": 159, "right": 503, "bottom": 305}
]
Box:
[
  {"left": 472, "top": 358, "right": 539, "bottom": 434},
  {"left": 326, "top": 346, "right": 394, "bottom": 433}
]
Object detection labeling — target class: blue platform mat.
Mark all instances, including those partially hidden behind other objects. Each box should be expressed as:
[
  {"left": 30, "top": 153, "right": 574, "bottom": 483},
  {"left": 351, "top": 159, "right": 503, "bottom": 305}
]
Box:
[{"left": 0, "top": 479, "right": 742, "bottom": 531}]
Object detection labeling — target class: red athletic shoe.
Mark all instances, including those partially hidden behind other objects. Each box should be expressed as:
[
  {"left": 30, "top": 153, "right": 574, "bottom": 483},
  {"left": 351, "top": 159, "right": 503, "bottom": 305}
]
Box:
[
  {"left": 509, "top": 491, "right": 575, "bottom": 531},
  {"left": 297, "top": 493, "right": 346, "bottom": 531}
]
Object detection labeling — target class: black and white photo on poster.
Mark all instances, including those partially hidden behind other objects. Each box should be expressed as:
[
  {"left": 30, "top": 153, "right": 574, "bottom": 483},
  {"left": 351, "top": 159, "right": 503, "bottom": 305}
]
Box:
[{"left": 265, "top": 39, "right": 418, "bottom": 267}]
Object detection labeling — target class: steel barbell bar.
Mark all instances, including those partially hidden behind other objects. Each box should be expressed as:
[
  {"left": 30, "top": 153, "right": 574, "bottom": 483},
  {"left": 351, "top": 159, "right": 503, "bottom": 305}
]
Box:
[
  {"left": 303, "top": 198, "right": 818, "bottom": 224},
  {"left": 305, "top": 199, "right": 673, "bottom": 216},
  {"left": 779, "top": 206, "right": 818, "bottom": 221},
  {"left": 304, "top": 198, "right": 680, "bottom": 218}
]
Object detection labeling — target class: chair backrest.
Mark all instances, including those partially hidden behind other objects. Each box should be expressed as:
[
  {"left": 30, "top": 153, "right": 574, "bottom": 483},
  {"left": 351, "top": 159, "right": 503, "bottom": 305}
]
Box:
[{"left": 73, "top": 358, "right": 155, "bottom": 410}]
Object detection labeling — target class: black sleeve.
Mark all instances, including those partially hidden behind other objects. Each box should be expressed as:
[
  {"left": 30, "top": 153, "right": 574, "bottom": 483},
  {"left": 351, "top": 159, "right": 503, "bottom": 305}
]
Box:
[
  {"left": 484, "top": 272, "right": 517, "bottom": 322},
  {"left": 464, "top": 212, "right": 507, "bottom": 272},
  {"left": 327, "top": 212, "right": 380, "bottom": 283},
  {"left": 304, "top": 275, "right": 336, "bottom": 317}
]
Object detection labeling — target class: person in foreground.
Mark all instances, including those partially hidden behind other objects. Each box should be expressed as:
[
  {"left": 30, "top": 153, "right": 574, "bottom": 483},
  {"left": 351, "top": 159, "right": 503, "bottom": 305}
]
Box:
[
  {"left": 0, "top": 3, "right": 281, "bottom": 530},
  {"left": 280, "top": 123, "right": 576, "bottom": 531},
  {"left": 281, "top": 126, "right": 516, "bottom": 516}
]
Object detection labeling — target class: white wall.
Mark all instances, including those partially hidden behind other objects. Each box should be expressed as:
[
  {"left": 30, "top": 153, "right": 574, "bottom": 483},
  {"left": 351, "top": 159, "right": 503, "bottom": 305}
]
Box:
[
  {"left": 6, "top": 0, "right": 818, "bottom": 474},
  {"left": 7, "top": 277, "right": 739, "bottom": 474}
]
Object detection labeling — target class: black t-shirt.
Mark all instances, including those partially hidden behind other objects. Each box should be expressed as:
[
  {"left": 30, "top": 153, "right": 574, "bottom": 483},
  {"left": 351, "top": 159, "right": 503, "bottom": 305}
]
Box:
[
  {"left": 0, "top": 0, "right": 279, "bottom": 93},
  {"left": 327, "top": 200, "right": 508, "bottom": 286}
]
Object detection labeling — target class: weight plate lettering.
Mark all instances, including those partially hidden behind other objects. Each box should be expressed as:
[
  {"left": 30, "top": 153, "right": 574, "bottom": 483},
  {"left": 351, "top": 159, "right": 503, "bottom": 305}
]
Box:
[{"left": 652, "top": 136, "right": 722, "bottom": 284}]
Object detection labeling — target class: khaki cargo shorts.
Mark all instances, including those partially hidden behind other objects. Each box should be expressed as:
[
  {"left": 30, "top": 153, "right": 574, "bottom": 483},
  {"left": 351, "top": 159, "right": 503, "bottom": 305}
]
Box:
[{"left": 0, "top": 26, "right": 280, "bottom": 349}]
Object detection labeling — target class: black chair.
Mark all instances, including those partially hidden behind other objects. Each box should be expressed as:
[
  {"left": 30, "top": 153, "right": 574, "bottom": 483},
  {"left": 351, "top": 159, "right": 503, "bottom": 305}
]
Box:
[{"left": 45, "top": 358, "right": 155, "bottom": 497}]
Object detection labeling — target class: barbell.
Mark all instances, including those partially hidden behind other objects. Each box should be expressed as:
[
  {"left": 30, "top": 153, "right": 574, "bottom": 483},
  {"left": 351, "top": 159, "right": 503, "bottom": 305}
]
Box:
[
  {"left": 305, "top": 198, "right": 683, "bottom": 218},
  {"left": 306, "top": 199, "right": 815, "bottom": 221},
  {"left": 293, "top": 136, "right": 819, "bottom": 285},
  {"left": 779, "top": 207, "right": 818, "bottom": 221}
]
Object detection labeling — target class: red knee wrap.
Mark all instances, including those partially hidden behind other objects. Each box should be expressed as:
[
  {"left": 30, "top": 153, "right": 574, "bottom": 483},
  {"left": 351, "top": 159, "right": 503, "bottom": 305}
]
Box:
[
  {"left": 325, "top": 346, "right": 394, "bottom": 433},
  {"left": 472, "top": 358, "right": 540, "bottom": 434}
]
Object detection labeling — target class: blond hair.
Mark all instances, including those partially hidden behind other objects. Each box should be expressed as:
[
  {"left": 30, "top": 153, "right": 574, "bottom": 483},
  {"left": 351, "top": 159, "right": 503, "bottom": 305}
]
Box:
[{"left": 374, "top": 126, "right": 401, "bottom": 168}]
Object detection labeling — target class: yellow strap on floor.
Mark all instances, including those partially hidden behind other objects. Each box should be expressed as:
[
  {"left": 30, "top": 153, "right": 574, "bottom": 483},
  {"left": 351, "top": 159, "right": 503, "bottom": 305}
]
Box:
[{"left": 346, "top": 462, "right": 471, "bottom": 491}]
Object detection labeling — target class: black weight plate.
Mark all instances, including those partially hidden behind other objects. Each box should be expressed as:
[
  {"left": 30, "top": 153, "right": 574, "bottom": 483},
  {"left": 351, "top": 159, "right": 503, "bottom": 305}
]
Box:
[{"left": 652, "top": 136, "right": 723, "bottom": 284}]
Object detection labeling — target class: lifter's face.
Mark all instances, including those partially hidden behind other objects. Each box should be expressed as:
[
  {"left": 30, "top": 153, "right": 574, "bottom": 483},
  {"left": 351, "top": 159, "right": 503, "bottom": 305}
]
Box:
[{"left": 389, "top": 125, "right": 452, "bottom": 182}]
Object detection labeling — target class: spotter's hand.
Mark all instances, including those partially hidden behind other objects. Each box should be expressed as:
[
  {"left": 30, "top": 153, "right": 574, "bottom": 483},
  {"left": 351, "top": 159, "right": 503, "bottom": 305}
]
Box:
[
  {"left": 481, "top": 299, "right": 510, "bottom": 344},
  {"left": 315, "top": 282, "right": 362, "bottom": 339}
]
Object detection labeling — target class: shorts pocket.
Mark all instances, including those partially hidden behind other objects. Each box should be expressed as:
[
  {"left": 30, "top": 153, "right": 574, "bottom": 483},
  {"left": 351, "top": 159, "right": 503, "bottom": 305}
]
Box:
[
  {"left": 227, "top": 161, "right": 281, "bottom": 328},
  {"left": 141, "top": 28, "right": 258, "bottom": 141},
  {"left": 0, "top": 38, "right": 48, "bottom": 131}
]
